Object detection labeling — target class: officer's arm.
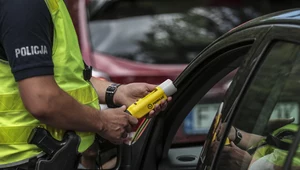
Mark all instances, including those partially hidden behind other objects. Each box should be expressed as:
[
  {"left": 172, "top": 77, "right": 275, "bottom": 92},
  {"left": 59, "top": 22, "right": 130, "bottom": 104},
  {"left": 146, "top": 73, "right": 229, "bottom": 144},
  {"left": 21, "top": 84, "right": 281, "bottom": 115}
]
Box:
[
  {"left": 18, "top": 75, "right": 104, "bottom": 132},
  {"left": 90, "top": 77, "right": 114, "bottom": 104},
  {"left": 0, "top": 0, "right": 104, "bottom": 133},
  {"left": 18, "top": 75, "right": 138, "bottom": 144},
  {"left": 0, "top": 0, "right": 136, "bottom": 144}
]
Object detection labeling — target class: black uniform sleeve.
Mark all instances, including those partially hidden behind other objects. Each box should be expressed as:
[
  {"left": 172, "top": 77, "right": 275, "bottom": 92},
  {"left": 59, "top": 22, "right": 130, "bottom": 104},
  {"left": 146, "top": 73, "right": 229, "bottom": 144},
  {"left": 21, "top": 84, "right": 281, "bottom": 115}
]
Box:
[{"left": 0, "top": 0, "right": 54, "bottom": 81}]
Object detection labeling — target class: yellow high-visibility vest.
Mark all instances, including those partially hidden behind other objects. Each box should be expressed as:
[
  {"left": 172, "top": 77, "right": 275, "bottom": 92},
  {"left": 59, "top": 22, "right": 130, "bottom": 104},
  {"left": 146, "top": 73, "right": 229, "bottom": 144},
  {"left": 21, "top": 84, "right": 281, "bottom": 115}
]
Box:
[{"left": 0, "top": 0, "right": 99, "bottom": 165}]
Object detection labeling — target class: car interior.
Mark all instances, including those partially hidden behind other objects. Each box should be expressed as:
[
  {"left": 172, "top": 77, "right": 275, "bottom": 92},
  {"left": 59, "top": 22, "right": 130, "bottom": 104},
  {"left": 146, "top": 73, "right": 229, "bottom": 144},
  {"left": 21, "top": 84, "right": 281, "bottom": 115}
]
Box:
[{"left": 200, "top": 39, "right": 300, "bottom": 169}]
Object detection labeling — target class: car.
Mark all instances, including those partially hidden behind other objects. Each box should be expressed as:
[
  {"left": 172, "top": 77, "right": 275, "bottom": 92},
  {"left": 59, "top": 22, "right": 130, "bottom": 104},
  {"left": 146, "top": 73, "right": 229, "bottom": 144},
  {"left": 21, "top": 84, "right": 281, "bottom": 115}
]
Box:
[
  {"left": 78, "top": 8, "right": 300, "bottom": 170},
  {"left": 65, "top": 0, "right": 260, "bottom": 146},
  {"left": 65, "top": 1, "right": 299, "bottom": 170},
  {"left": 114, "top": 8, "right": 300, "bottom": 170}
]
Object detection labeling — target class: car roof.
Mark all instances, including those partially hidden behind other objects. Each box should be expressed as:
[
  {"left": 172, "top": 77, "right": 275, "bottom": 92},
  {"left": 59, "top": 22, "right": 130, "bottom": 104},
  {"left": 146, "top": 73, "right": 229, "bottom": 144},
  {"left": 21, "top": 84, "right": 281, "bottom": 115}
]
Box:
[{"left": 230, "top": 8, "right": 300, "bottom": 33}]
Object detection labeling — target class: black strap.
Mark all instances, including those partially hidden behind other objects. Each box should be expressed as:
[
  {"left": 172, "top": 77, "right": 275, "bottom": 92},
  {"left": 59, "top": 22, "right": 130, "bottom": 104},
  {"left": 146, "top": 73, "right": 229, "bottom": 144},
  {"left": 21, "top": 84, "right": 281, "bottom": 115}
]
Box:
[
  {"left": 83, "top": 61, "right": 92, "bottom": 81},
  {"left": 265, "top": 131, "right": 296, "bottom": 151},
  {"left": 105, "top": 83, "right": 121, "bottom": 108}
]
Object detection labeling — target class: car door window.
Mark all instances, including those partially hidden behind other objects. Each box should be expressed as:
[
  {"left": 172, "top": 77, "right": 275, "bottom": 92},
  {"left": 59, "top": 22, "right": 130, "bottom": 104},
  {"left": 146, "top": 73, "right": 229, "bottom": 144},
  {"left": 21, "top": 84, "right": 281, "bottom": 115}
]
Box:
[
  {"left": 159, "top": 40, "right": 258, "bottom": 170},
  {"left": 200, "top": 41, "right": 300, "bottom": 170},
  {"left": 172, "top": 69, "right": 236, "bottom": 145}
]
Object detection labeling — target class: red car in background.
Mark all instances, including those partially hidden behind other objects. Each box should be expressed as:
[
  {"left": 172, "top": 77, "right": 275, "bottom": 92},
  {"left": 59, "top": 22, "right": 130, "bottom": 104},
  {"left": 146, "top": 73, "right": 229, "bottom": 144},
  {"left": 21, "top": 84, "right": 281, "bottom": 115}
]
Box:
[
  {"left": 64, "top": 0, "right": 258, "bottom": 145},
  {"left": 67, "top": 0, "right": 186, "bottom": 84}
]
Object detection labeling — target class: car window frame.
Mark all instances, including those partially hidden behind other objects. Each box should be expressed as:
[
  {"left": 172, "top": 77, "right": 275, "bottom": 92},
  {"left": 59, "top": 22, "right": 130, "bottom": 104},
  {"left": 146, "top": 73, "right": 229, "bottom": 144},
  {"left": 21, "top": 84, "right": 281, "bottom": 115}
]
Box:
[
  {"left": 207, "top": 25, "right": 300, "bottom": 170},
  {"left": 284, "top": 127, "right": 300, "bottom": 169},
  {"left": 196, "top": 26, "right": 273, "bottom": 170}
]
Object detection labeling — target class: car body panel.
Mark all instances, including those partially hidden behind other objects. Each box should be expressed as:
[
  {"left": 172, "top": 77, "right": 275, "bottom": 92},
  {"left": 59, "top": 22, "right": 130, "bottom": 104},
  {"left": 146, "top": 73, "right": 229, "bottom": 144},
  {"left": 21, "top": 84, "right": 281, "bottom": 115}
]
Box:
[
  {"left": 90, "top": 52, "right": 186, "bottom": 84},
  {"left": 229, "top": 8, "right": 300, "bottom": 34}
]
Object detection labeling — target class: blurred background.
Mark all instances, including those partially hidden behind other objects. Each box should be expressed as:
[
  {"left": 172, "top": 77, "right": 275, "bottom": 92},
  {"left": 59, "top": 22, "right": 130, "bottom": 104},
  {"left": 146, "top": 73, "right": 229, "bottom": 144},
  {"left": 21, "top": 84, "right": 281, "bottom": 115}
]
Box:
[{"left": 65, "top": 0, "right": 300, "bottom": 146}]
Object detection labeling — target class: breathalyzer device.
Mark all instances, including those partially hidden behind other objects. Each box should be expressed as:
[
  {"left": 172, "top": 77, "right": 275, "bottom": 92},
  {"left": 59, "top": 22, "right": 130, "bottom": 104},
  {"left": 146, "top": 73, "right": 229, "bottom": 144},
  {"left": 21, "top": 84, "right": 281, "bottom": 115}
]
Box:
[{"left": 126, "top": 79, "right": 177, "bottom": 118}]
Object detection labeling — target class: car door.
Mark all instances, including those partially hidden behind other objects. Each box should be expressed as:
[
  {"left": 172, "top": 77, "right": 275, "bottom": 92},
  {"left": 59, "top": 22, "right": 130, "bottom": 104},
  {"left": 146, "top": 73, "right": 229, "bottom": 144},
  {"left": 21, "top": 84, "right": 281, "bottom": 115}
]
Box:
[
  {"left": 199, "top": 21, "right": 300, "bottom": 169},
  {"left": 110, "top": 23, "right": 272, "bottom": 170}
]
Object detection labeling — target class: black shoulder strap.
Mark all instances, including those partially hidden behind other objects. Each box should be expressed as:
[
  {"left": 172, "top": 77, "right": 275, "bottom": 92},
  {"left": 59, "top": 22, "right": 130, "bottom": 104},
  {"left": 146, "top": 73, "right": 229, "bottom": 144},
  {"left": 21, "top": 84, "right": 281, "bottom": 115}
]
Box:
[
  {"left": 266, "top": 131, "right": 296, "bottom": 151},
  {"left": 83, "top": 61, "right": 92, "bottom": 81}
]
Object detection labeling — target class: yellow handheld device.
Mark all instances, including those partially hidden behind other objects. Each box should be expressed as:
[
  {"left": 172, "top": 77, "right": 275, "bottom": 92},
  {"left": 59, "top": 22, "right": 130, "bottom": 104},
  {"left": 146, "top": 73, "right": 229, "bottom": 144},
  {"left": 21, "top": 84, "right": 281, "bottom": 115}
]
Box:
[{"left": 126, "top": 79, "right": 177, "bottom": 118}]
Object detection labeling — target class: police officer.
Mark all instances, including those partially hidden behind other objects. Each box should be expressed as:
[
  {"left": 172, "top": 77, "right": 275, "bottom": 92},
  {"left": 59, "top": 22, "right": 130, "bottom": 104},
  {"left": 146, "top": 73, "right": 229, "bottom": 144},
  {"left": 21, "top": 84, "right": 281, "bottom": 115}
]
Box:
[{"left": 0, "top": 0, "right": 170, "bottom": 169}]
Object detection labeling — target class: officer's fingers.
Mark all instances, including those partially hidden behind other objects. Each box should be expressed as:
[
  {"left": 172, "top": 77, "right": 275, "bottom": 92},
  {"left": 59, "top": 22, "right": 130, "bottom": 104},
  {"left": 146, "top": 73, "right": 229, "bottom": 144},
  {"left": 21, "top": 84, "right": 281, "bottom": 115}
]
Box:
[
  {"left": 117, "top": 105, "right": 133, "bottom": 121},
  {"left": 155, "top": 99, "right": 169, "bottom": 112},
  {"left": 144, "top": 83, "right": 157, "bottom": 92},
  {"left": 148, "top": 110, "right": 155, "bottom": 117},
  {"left": 154, "top": 103, "right": 162, "bottom": 112},
  {"left": 117, "top": 105, "right": 138, "bottom": 125},
  {"left": 160, "top": 97, "right": 172, "bottom": 110},
  {"left": 122, "top": 135, "right": 132, "bottom": 144},
  {"left": 127, "top": 115, "right": 138, "bottom": 125},
  {"left": 114, "top": 130, "right": 129, "bottom": 144},
  {"left": 148, "top": 104, "right": 161, "bottom": 118},
  {"left": 124, "top": 124, "right": 132, "bottom": 133},
  {"left": 118, "top": 105, "right": 127, "bottom": 111},
  {"left": 160, "top": 99, "right": 168, "bottom": 111},
  {"left": 121, "top": 132, "right": 129, "bottom": 138}
]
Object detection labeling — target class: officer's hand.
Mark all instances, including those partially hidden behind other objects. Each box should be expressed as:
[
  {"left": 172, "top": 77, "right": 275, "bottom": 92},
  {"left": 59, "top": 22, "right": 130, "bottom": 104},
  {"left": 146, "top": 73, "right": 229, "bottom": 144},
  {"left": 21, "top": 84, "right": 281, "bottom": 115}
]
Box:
[
  {"left": 114, "top": 83, "right": 172, "bottom": 117},
  {"left": 98, "top": 106, "right": 138, "bottom": 144}
]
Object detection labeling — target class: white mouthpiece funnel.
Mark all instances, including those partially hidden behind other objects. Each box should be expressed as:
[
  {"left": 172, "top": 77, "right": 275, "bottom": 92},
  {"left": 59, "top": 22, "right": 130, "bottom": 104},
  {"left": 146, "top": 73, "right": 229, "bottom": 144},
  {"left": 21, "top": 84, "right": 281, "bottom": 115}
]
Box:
[{"left": 158, "top": 79, "right": 177, "bottom": 96}]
